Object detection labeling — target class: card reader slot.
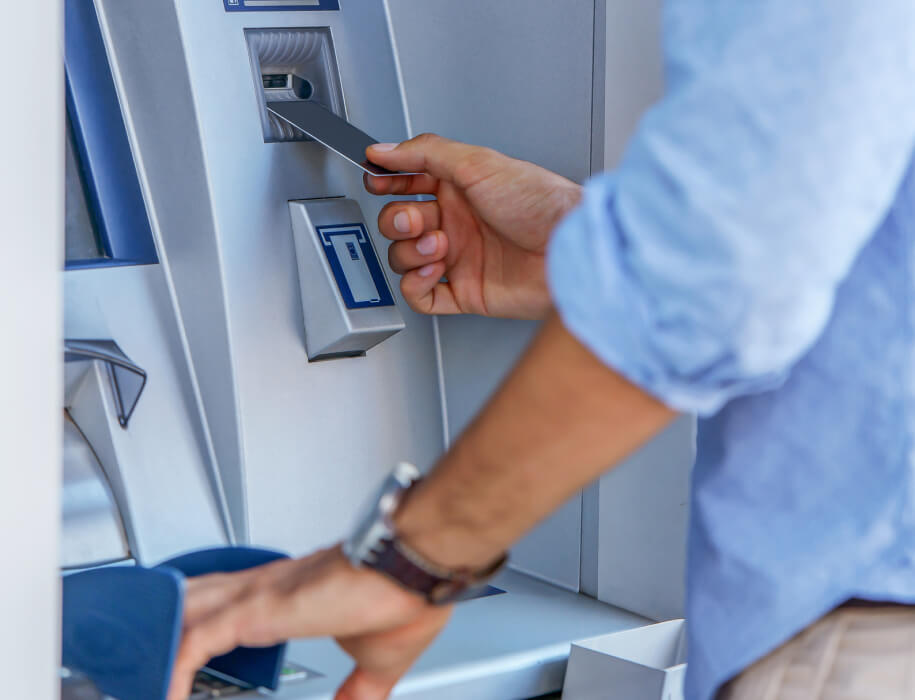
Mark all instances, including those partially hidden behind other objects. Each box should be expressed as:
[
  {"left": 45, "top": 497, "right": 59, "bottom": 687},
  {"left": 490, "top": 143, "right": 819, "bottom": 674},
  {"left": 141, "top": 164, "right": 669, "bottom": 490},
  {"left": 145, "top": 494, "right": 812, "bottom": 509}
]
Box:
[{"left": 246, "top": 28, "right": 345, "bottom": 143}]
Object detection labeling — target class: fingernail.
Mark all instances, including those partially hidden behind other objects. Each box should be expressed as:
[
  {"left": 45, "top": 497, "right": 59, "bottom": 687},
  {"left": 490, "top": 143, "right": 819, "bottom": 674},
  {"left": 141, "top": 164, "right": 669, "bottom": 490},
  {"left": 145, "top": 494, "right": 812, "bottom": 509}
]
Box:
[
  {"left": 393, "top": 211, "right": 411, "bottom": 234},
  {"left": 370, "top": 142, "right": 398, "bottom": 152},
  {"left": 416, "top": 233, "right": 438, "bottom": 256},
  {"left": 418, "top": 263, "right": 439, "bottom": 277}
]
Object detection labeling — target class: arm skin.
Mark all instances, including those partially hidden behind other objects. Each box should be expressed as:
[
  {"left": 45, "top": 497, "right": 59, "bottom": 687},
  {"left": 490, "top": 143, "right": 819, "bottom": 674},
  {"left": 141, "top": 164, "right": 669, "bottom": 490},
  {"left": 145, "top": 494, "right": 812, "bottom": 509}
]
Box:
[
  {"left": 396, "top": 312, "right": 676, "bottom": 571},
  {"left": 167, "top": 137, "right": 675, "bottom": 700},
  {"left": 168, "top": 313, "right": 674, "bottom": 700}
]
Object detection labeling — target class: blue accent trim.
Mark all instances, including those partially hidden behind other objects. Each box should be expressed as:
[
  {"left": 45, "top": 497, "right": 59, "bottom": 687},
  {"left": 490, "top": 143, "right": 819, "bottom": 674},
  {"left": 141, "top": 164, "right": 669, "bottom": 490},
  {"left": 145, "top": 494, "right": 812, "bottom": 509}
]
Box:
[
  {"left": 62, "top": 566, "right": 184, "bottom": 700},
  {"left": 61, "top": 547, "right": 291, "bottom": 700},
  {"left": 65, "top": 0, "right": 158, "bottom": 269},
  {"left": 159, "top": 547, "right": 290, "bottom": 691},
  {"left": 63, "top": 257, "right": 144, "bottom": 271},
  {"left": 315, "top": 223, "right": 396, "bottom": 309},
  {"left": 224, "top": 0, "right": 339, "bottom": 11}
]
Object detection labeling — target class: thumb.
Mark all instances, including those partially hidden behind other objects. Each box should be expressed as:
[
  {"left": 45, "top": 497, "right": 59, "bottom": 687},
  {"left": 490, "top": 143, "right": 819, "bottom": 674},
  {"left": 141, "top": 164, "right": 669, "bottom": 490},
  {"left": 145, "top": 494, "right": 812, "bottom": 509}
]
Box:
[
  {"left": 334, "top": 667, "right": 399, "bottom": 700},
  {"left": 367, "top": 133, "right": 489, "bottom": 186}
]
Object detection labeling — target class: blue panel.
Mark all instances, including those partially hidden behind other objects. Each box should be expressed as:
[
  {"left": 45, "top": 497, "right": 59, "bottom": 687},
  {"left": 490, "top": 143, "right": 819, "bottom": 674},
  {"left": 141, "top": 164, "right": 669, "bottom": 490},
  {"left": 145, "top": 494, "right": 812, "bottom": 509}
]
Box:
[
  {"left": 160, "top": 547, "right": 290, "bottom": 691},
  {"left": 62, "top": 566, "right": 184, "bottom": 700},
  {"left": 224, "top": 0, "right": 339, "bottom": 11},
  {"left": 62, "top": 547, "right": 291, "bottom": 699},
  {"left": 316, "top": 223, "right": 396, "bottom": 309},
  {"left": 65, "top": 0, "right": 158, "bottom": 268},
  {"left": 456, "top": 584, "right": 506, "bottom": 602}
]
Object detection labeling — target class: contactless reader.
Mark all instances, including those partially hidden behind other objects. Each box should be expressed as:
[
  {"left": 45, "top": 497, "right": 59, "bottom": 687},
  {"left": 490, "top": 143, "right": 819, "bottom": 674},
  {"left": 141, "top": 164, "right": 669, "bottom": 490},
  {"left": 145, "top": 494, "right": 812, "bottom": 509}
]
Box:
[{"left": 289, "top": 198, "right": 404, "bottom": 360}]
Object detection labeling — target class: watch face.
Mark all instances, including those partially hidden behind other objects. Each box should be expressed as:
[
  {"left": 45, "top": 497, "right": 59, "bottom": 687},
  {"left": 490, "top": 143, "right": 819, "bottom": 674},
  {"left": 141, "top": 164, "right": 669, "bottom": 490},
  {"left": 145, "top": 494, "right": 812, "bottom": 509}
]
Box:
[{"left": 345, "top": 462, "right": 419, "bottom": 563}]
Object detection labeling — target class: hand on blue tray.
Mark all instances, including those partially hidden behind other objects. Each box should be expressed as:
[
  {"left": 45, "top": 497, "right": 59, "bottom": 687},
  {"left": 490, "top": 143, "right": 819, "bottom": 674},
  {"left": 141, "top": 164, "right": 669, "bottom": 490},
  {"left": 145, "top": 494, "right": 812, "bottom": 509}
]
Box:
[{"left": 167, "top": 545, "right": 452, "bottom": 700}]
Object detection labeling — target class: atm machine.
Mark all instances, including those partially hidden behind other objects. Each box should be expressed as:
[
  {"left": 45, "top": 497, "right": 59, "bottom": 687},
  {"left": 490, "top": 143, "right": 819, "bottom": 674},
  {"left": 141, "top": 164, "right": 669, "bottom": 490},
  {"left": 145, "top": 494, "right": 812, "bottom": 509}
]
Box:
[{"left": 61, "top": 0, "right": 691, "bottom": 698}]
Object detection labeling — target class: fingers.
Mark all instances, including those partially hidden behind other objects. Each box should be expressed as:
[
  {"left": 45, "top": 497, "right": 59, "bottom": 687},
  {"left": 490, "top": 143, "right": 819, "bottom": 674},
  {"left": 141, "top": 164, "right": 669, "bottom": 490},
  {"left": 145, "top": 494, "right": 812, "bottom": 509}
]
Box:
[
  {"left": 363, "top": 171, "right": 439, "bottom": 197},
  {"left": 388, "top": 232, "right": 447, "bottom": 275},
  {"left": 400, "top": 264, "right": 463, "bottom": 315},
  {"left": 335, "top": 668, "right": 400, "bottom": 700},
  {"left": 168, "top": 563, "right": 291, "bottom": 700},
  {"left": 181, "top": 570, "right": 257, "bottom": 627},
  {"left": 168, "top": 603, "right": 249, "bottom": 700},
  {"left": 365, "top": 134, "right": 492, "bottom": 187},
  {"left": 169, "top": 572, "right": 292, "bottom": 700},
  {"left": 378, "top": 202, "right": 455, "bottom": 314},
  {"left": 378, "top": 201, "right": 441, "bottom": 241},
  {"left": 334, "top": 605, "right": 454, "bottom": 700}
]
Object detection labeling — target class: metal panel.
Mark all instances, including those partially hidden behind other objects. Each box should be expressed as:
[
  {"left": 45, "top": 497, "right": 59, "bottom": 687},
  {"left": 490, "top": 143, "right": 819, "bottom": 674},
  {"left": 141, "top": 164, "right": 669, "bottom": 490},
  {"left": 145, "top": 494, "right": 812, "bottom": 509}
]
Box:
[
  {"left": 222, "top": 570, "right": 648, "bottom": 699},
  {"left": 387, "top": 0, "right": 596, "bottom": 593},
  {"left": 594, "top": 0, "right": 665, "bottom": 171},
  {"left": 96, "top": 0, "right": 248, "bottom": 544},
  {"left": 582, "top": 417, "right": 694, "bottom": 622},
  {"left": 581, "top": 0, "right": 693, "bottom": 622},
  {"left": 110, "top": 0, "right": 446, "bottom": 554},
  {"left": 386, "top": 0, "right": 595, "bottom": 184},
  {"left": 62, "top": 390, "right": 131, "bottom": 569},
  {"left": 64, "top": 266, "right": 230, "bottom": 563}
]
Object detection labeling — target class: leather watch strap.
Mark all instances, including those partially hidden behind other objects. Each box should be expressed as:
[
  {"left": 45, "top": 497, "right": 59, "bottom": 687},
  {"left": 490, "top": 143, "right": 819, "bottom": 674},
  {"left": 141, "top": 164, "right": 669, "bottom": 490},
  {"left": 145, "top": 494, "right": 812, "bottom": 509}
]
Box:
[{"left": 364, "top": 537, "right": 507, "bottom": 605}]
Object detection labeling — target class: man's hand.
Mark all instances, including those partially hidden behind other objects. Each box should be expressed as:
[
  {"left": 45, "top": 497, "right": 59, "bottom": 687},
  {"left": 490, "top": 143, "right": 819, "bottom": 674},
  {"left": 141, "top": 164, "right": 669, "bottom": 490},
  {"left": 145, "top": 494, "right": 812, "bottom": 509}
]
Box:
[
  {"left": 364, "top": 134, "right": 581, "bottom": 320},
  {"left": 166, "top": 316, "right": 675, "bottom": 700},
  {"left": 167, "top": 546, "right": 451, "bottom": 700}
]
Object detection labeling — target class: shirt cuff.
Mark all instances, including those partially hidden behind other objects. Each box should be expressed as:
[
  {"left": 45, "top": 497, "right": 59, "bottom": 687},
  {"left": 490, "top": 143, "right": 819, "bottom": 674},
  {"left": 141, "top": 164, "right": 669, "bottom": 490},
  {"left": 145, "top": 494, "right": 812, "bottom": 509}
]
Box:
[{"left": 547, "top": 174, "right": 785, "bottom": 416}]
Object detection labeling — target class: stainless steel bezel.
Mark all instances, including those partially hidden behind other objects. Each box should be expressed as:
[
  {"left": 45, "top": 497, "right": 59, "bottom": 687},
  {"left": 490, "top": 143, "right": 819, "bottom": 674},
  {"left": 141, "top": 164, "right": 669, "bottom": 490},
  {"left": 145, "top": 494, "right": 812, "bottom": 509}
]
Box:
[{"left": 344, "top": 462, "right": 420, "bottom": 564}]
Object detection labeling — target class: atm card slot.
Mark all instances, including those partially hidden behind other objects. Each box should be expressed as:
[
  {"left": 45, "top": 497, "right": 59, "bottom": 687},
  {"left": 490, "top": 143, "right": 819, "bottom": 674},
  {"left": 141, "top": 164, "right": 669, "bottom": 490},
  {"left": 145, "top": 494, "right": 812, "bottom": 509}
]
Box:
[{"left": 266, "top": 100, "right": 420, "bottom": 177}]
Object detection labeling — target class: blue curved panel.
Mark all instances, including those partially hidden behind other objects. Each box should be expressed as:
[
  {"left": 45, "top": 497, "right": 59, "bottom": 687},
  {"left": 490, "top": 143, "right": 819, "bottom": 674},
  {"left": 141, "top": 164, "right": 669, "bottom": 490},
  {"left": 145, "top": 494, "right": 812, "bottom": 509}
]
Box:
[
  {"left": 159, "top": 547, "right": 291, "bottom": 691},
  {"left": 62, "top": 547, "right": 291, "bottom": 699},
  {"left": 65, "top": 0, "right": 158, "bottom": 268},
  {"left": 62, "top": 566, "right": 184, "bottom": 700}
]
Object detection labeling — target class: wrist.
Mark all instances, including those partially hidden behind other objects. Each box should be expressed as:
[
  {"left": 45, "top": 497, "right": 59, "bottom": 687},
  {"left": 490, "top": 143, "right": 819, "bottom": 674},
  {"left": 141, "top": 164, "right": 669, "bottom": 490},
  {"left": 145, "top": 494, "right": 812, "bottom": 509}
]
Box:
[
  {"left": 393, "top": 452, "right": 508, "bottom": 572},
  {"left": 346, "top": 461, "right": 506, "bottom": 604},
  {"left": 326, "top": 546, "right": 440, "bottom": 635},
  {"left": 338, "top": 545, "right": 431, "bottom": 606}
]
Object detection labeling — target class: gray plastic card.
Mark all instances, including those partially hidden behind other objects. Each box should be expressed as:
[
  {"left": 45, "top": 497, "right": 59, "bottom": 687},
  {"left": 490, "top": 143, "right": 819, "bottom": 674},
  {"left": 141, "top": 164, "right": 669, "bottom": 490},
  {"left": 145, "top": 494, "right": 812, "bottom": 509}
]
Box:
[{"left": 266, "top": 101, "right": 419, "bottom": 177}]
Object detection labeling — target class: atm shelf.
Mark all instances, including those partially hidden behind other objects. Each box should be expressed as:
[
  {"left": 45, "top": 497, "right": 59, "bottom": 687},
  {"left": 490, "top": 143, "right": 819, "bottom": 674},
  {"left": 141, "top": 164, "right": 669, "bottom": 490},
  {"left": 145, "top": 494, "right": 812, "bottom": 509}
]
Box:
[
  {"left": 191, "top": 671, "right": 247, "bottom": 698},
  {"left": 257, "top": 569, "right": 649, "bottom": 700}
]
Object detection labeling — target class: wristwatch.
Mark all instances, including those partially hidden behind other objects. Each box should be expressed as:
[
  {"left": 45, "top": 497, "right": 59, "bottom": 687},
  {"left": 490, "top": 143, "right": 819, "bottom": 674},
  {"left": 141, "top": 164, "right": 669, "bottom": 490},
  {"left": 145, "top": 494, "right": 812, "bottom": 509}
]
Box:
[{"left": 343, "top": 462, "right": 507, "bottom": 605}]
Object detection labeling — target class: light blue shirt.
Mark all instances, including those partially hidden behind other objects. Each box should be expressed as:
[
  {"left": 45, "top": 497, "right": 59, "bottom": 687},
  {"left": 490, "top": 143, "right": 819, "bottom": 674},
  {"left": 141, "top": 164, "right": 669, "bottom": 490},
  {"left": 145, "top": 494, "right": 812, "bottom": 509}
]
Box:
[{"left": 547, "top": 2, "right": 915, "bottom": 698}]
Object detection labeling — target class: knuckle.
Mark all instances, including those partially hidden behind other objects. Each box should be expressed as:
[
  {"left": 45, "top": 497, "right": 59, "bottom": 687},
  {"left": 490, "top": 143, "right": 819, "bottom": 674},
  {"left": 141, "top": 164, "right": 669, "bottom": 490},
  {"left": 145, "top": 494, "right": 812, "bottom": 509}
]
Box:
[
  {"left": 378, "top": 201, "right": 399, "bottom": 224},
  {"left": 388, "top": 243, "right": 403, "bottom": 271},
  {"left": 384, "top": 175, "right": 411, "bottom": 196},
  {"left": 240, "top": 593, "right": 283, "bottom": 646},
  {"left": 246, "top": 590, "right": 276, "bottom": 619},
  {"left": 241, "top": 575, "right": 274, "bottom": 601},
  {"left": 182, "top": 627, "right": 209, "bottom": 663},
  {"left": 453, "top": 147, "right": 499, "bottom": 190},
  {"left": 401, "top": 280, "right": 431, "bottom": 315},
  {"left": 365, "top": 175, "right": 389, "bottom": 195},
  {"left": 412, "top": 132, "right": 441, "bottom": 147}
]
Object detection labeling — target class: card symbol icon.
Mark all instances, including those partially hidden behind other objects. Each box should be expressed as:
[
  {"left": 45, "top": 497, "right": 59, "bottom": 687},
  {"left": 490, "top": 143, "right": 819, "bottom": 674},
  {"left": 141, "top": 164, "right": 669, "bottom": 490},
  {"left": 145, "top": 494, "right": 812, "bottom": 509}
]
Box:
[{"left": 316, "top": 223, "right": 395, "bottom": 309}]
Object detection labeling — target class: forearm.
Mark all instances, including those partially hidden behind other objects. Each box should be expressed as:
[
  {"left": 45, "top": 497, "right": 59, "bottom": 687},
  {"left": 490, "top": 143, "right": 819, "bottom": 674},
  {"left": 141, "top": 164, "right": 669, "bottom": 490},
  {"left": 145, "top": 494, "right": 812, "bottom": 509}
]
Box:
[{"left": 395, "top": 312, "right": 677, "bottom": 569}]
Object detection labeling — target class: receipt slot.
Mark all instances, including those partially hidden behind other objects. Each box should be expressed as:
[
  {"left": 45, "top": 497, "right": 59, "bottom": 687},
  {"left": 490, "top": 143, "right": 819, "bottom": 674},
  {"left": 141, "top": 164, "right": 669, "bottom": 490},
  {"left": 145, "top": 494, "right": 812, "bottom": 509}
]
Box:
[{"left": 289, "top": 198, "right": 404, "bottom": 360}]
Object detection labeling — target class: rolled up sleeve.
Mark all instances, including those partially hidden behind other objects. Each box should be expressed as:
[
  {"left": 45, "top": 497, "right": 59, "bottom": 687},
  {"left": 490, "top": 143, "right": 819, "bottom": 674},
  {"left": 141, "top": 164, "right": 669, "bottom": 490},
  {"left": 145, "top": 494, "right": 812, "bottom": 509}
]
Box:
[{"left": 549, "top": 1, "right": 915, "bottom": 415}]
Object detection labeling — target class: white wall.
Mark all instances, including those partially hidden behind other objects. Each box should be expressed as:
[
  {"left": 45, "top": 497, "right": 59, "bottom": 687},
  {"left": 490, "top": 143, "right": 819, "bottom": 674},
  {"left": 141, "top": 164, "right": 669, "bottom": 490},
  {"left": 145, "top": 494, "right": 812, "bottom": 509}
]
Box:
[{"left": 0, "top": 2, "right": 63, "bottom": 697}]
